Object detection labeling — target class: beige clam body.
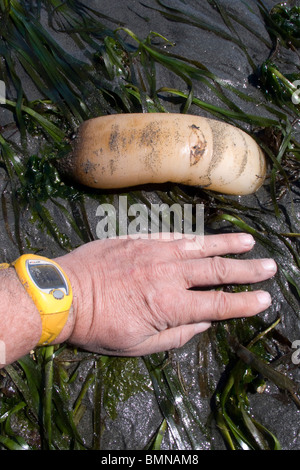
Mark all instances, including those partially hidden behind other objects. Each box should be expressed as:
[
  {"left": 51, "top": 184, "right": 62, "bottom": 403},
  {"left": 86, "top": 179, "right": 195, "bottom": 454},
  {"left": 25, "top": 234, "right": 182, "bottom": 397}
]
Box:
[{"left": 66, "top": 113, "right": 266, "bottom": 195}]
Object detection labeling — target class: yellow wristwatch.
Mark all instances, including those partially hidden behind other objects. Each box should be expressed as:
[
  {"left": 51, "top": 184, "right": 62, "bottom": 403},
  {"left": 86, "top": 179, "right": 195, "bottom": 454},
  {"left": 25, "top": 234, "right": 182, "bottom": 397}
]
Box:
[{"left": 0, "top": 255, "right": 73, "bottom": 346}]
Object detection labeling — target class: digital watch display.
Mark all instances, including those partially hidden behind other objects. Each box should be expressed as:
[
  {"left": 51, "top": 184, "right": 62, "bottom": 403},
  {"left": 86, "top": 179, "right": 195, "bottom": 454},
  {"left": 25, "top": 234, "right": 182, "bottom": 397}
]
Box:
[
  {"left": 26, "top": 260, "right": 69, "bottom": 298},
  {"left": 28, "top": 264, "right": 65, "bottom": 290}
]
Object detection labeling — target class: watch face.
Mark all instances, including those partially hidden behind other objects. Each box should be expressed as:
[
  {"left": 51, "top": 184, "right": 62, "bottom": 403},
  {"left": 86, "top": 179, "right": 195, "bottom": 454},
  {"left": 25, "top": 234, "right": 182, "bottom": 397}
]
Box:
[{"left": 28, "top": 264, "right": 67, "bottom": 292}]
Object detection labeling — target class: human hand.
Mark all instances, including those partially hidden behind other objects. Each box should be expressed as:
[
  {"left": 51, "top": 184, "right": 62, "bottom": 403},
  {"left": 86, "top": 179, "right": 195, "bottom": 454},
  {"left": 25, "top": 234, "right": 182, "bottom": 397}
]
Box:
[{"left": 54, "top": 233, "right": 277, "bottom": 356}]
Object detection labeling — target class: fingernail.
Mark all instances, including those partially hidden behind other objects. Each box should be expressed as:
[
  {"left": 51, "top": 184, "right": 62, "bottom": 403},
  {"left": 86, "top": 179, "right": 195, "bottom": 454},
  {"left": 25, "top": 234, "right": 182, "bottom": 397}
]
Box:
[
  {"left": 238, "top": 233, "right": 255, "bottom": 246},
  {"left": 261, "top": 259, "right": 277, "bottom": 273},
  {"left": 256, "top": 291, "right": 272, "bottom": 307}
]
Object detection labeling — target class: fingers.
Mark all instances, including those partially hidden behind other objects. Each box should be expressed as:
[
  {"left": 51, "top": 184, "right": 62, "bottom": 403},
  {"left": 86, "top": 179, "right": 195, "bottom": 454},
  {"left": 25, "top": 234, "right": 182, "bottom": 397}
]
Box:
[
  {"left": 198, "top": 233, "right": 255, "bottom": 257},
  {"left": 147, "top": 232, "right": 256, "bottom": 261},
  {"left": 169, "top": 289, "right": 272, "bottom": 327},
  {"left": 87, "top": 232, "right": 256, "bottom": 267},
  {"left": 179, "top": 256, "right": 277, "bottom": 288},
  {"left": 121, "top": 284, "right": 272, "bottom": 354},
  {"left": 124, "top": 286, "right": 273, "bottom": 356}
]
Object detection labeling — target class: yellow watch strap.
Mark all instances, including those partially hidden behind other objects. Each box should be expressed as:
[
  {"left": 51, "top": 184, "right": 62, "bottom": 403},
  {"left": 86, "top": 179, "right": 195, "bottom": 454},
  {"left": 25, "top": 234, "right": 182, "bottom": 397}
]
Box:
[
  {"left": 0, "top": 263, "right": 10, "bottom": 270},
  {"left": 0, "top": 256, "right": 73, "bottom": 346},
  {"left": 36, "top": 306, "right": 71, "bottom": 346}
]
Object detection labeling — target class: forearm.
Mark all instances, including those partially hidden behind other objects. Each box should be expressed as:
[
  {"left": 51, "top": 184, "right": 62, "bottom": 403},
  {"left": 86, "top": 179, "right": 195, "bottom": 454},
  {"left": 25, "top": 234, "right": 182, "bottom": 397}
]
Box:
[{"left": 0, "top": 267, "right": 42, "bottom": 366}]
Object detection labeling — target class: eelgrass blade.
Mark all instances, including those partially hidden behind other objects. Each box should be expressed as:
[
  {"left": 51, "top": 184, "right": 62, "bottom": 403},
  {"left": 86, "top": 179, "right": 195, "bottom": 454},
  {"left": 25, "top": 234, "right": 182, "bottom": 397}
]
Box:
[
  {"left": 209, "top": 0, "right": 272, "bottom": 49},
  {"left": 0, "top": 434, "right": 31, "bottom": 450},
  {"left": 158, "top": 87, "right": 279, "bottom": 127},
  {"left": 218, "top": 368, "right": 255, "bottom": 450},
  {"left": 232, "top": 339, "right": 300, "bottom": 401},
  {"left": 44, "top": 0, "right": 123, "bottom": 37},
  {"left": 0, "top": 48, "right": 27, "bottom": 139},
  {"left": 30, "top": 200, "right": 73, "bottom": 251},
  {"left": 257, "top": 0, "right": 300, "bottom": 49},
  {"left": 206, "top": 0, "right": 256, "bottom": 71},
  {"left": 117, "top": 27, "right": 263, "bottom": 121},
  {"left": 216, "top": 353, "right": 282, "bottom": 449},
  {"left": 151, "top": 419, "right": 168, "bottom": 450},
  {"left": 51, "top": 367, "right": 86, "bottom": 449},
  {"left": 73, "top": 369, "right": 95, "bottom": 422},
  {"left": 16, "top": 356, "right": 42, "bottom": 420},
  {"left": 69, "top": 198, "right": 95, "bottom": 244},
  {"left": 92, "top": 357, "right": 105, "bottom": 450},
  {"left": 2, "top": 401, "right": 33, "bottom": 450},
  {"left": 43, "top": 346, "right": 54, "bottom": 449},
  {"left": 144, "top": 355, "right": 188, "bottom": 450},
  {"left": 213, "top": 318, "right": 293, "bottom": 450},
  {"left": 3, "top": 99, "right": 66, "bottom": 143},
  {"left": 144, "top": 353, "right": 209, "bottom": 450},
  {"left": 251, "top": 419, "right": 281, "bottom": 450},
  {"left": 282, "top": 269, "right": 300, "bottom": 299},
  {"left": 215, "top": 407, "right": 236, "bottom": 450},
  {"left": 0, "top": 133, "right": 27, "bottom": 253},
  {"left": 268, "top": 120, "right": 294, "bottom": 218},
  {"left": 3, "top": 1, "right": 90, "bottom": 122},
  {"left": 50, "top": 198, "right": 91, "bottom": 244},
  {"left": 150, "top": 0, "right": 256, "bottom": 71},
  {"left": 5, "top": 363, "right": 39, "bottom": 422}
]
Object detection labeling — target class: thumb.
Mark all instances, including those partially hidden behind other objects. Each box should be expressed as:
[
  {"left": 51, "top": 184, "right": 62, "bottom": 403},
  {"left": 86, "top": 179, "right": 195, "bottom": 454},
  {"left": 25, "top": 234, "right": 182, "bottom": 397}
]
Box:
[{"left": 129, "top": 322, "right": 212, "bottom": 356}]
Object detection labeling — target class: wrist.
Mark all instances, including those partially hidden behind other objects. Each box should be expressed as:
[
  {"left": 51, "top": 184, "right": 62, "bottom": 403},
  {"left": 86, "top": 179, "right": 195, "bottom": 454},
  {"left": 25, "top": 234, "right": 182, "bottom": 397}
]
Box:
[
  {"left": 51, "top": 255, "right": 80, "bottom": 345},
  {"left": 0, "top": 267, "right": 42, "bottom": 366},
  {"left": 53, "top": 250, "right": 95, "bottom": 349}
]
